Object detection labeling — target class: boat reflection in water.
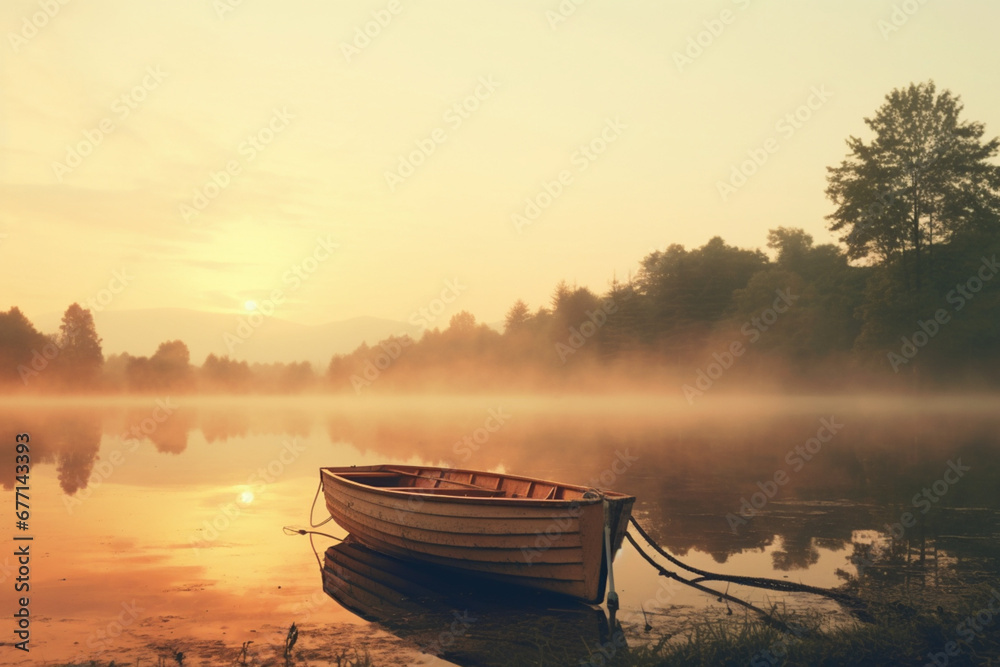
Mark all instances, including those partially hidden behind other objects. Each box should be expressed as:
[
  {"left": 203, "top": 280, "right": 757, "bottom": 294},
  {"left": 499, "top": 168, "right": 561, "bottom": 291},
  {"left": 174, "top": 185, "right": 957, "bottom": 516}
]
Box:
[{"left": 322, "top": 538, "right": 622, "bottom": 666}]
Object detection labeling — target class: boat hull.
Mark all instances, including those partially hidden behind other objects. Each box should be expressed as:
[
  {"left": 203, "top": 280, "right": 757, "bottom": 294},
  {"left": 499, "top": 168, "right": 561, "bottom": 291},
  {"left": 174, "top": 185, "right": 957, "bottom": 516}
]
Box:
[{"left": 320, "top": 464, "right": 635, "bottom": 603}]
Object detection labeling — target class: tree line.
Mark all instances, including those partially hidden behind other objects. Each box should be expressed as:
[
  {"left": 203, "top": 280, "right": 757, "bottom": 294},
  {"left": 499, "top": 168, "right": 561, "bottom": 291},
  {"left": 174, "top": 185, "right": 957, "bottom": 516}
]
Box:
[
  {"left": 331, "top": 83, "right": 1000, "bottom": 391},
  {"left": 2, "top": 81, "right": 998, "bottom": 393},
  {"left": 0, "top": 305, "right": 317, "bottom": 393}
]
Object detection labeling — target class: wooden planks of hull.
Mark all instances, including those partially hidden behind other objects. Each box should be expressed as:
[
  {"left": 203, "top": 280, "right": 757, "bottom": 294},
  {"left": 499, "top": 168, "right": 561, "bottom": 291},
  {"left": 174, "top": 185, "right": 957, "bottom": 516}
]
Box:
[
  {"left": 326, "top": 485, "right": 587, "bottom": 538},
  {"left": 326, "top": 502, "right": 588, "bottom": 558}
]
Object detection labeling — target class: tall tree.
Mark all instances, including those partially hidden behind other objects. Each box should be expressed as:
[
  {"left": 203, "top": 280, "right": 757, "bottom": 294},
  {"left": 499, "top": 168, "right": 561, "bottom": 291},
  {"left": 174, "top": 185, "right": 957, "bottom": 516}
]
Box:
[
  {"left": 766, "top": 227, "right": 815, "bottom": 274},
  {"left": 126, "top": 340, "right": 193, "bottom": 391},
  {"left": 201, "top": 354, "right": 252, "bottom": 391},
  {"left": 734, "top": 228, "right": 868, "bottom": 358},
  {"left": 57, "top": 303, "right": 103, "bottom": 388},
  {"left": 636, "top": 237, "right": 767, "bottom": 343},
  {"left": 503, "top": 300, "right": 531, "bottom": 334},
  {"left": 826, "top": 81, "right": 1000, "bottom": 289},
  {"left": 0, "top": 307, "right": 49, "bottom": 385},
  {"left": 447, "top": 311, "right": 477, "bottom": 336},
  {"left": 151, "top": 340, "right": 193, "bottom": 389},
  {"left": 550, "top": 284, "right": 601, "bottom": 335}
]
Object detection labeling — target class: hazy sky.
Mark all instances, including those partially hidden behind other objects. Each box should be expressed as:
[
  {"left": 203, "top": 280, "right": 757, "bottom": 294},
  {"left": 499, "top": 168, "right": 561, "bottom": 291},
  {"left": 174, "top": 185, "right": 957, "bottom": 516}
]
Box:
[{"left": 3, "top": 0, "right": 999, "bottom": 328}]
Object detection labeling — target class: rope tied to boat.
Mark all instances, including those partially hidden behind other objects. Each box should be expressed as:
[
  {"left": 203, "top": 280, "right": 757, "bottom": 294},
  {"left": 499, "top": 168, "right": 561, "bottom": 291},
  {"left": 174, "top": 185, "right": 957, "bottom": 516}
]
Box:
[
  {"left": 601, "top": 494, "right": 620, "bottom": 623},
  {"left": 282, "top": 480, "right": 344, "bottom": 570},
  {"left": 623, "top": 531, "right": 802, "bottom": 634},
  {"left": 626, "top": 516, "right": 872, "bottom": 623},
  {"left": 628, "top": 517, "right": 861, "bottom": 604},
  {"left": 282, "top": 525, "right": 343, "bottom": 570},
  {"left": 309, "top": 479, "right": 335, "bottom": 528},
  {"left": 582, "top": 487, "right": 623, "bottom": 623}
]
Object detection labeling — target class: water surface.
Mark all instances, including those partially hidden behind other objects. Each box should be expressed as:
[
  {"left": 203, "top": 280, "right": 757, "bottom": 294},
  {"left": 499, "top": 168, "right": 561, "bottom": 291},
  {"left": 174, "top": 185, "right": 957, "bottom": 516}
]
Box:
[{"left": 1, "top": 394, "right": 998, "bottom": 665}]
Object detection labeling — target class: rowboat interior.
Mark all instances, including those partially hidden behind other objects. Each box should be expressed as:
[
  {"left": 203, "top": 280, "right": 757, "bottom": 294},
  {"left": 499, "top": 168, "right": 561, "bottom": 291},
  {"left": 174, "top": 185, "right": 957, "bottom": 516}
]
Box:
[{"left": 329, "top": 465, "right": 607, "bottom": 500}]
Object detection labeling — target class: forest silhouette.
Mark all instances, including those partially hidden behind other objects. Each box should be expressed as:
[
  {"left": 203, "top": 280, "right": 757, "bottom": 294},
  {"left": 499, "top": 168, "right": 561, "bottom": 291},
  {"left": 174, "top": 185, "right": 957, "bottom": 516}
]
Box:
[{"left": 2, "top": 81, "right": 999, "bottom": 394}]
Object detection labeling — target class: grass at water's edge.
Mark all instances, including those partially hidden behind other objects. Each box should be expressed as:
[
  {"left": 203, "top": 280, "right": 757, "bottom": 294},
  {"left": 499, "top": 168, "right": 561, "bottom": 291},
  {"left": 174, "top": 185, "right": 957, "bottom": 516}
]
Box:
[
  {"left": 48, "top": 584, "right": 1000, "bottom": 667},
  {"left": 52, "top": 647, "right": 375, "bottom": 667},
  {"left": 584, "top": 583, "right": 1000, "bottom": 667}
]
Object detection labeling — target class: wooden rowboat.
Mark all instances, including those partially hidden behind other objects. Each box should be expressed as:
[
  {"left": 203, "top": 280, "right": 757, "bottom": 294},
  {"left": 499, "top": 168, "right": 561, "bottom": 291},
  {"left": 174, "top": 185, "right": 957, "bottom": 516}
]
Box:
[{"left": 320, "top": 464, "right": 635, "bottom": 603}]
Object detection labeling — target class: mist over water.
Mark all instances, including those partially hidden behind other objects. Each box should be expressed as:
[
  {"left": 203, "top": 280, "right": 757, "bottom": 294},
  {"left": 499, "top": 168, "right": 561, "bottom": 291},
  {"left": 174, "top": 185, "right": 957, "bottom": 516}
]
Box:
[{"left": 1, "top": 393, "right": 997, "bottom": 664}]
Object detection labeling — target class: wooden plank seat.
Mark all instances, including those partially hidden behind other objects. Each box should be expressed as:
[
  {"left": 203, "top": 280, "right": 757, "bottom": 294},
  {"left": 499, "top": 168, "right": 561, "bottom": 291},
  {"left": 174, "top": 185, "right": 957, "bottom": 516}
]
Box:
[
  {"left": 381, "top": 487, "right": 505, "bottom": 497},
  {"left": 340, "top": 472, "right": 401, "bottom": 478}
]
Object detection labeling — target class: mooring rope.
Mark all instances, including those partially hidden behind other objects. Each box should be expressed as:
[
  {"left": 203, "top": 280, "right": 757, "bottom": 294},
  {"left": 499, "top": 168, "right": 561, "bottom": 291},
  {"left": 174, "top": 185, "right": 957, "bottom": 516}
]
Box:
[
  {"left": 624, "top": 532, "right": 796, "bottom": 633},
  {"left": 283, "top": 526, "right": 343, "bottom": 570},
  {"left": 282, "top": 527, "right": 343, "bottom": 541},
  {"left": 309, "top": 479, "right": 335, "bottom": 528},
  {"left": 628, "top": 517, "right": 859, "bottom": 604},
  {"left": 601, "top": 497, "right": 620, "bottom": 626},
  {"left": 284, "top": 479, "right": 341, "bottom": 570}
]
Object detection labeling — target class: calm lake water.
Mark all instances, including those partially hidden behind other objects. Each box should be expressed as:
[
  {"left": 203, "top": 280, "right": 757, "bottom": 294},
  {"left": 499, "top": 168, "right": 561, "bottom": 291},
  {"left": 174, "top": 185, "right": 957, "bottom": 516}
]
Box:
[{"left": 1, "top": 394, "right": 998, "bottom": 666}]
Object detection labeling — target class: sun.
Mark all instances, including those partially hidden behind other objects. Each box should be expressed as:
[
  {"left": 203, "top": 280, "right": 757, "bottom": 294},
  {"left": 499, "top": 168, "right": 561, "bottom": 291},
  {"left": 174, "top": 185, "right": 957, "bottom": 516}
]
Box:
[
  {"left": 244, "top": 300, "right": 257, "bottom": 311},
  {"left": 238, "top": 490, "right": 255, "bottom": 505}
]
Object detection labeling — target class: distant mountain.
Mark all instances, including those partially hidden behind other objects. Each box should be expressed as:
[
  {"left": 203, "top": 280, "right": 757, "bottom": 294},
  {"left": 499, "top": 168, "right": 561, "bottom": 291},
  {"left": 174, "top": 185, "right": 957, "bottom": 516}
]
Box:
[{"left": 34, "top": 308, "right": 419, "bottom": 369}]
